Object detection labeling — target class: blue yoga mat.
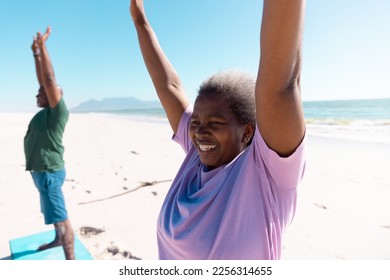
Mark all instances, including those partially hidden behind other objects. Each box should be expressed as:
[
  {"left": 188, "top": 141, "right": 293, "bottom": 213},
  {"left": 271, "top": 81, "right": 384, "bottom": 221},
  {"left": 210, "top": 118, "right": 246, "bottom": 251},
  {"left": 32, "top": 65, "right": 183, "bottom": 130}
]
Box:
[{"left": 9, "top": 230, "right": 93, "bottom": 260}]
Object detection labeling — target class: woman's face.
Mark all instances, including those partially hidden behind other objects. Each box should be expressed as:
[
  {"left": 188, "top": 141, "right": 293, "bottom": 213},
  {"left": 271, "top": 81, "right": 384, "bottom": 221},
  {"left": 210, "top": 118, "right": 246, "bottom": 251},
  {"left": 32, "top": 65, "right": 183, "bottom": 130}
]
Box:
[{"left": 189, "top": 93, "right": 252, "bottom": 170}]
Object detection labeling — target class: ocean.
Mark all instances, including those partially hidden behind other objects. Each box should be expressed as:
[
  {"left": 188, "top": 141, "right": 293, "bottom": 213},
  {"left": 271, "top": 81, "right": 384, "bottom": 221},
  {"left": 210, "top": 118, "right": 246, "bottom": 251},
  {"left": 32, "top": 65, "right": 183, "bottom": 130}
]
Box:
[
  {"left": 302, "top": 98, "right": 390, "bottom": 144},
  {"left": 303, "top": 98, "right": 390, "bottom": 124},
  {"left": 96, "top": 98, "right": 390, "bottom": 144}
]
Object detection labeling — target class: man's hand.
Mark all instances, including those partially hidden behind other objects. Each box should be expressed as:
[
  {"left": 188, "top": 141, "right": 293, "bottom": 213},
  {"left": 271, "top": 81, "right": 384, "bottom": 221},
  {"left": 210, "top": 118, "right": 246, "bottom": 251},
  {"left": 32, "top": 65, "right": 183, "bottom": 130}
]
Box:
[
  {"left": 31, "top": 36, "right": 39, "bottom": 54},
  {"left": 36, "top": 26, "right": 52, "bottom": 46}
]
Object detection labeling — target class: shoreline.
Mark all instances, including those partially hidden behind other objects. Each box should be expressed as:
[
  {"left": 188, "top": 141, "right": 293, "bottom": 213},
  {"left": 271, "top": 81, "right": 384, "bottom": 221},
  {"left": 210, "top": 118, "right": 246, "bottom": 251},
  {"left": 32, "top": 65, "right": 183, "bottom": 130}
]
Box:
[{"left": 1, "top": 113, "right": 389, "bottom": 260}]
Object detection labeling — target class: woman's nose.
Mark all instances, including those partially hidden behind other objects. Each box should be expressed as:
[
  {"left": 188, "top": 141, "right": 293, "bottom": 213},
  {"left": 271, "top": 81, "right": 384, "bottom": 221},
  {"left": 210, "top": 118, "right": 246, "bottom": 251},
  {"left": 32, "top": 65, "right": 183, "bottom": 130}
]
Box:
[{"left": 194, "top": 124, "right": 208, "bottom": 137}]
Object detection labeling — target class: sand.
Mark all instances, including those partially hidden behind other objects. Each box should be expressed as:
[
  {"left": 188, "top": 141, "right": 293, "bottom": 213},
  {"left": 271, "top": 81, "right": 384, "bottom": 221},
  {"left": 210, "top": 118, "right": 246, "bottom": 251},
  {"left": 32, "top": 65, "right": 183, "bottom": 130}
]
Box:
[{"left": 1, "top": 112, "right": 389, "bottom": 260}]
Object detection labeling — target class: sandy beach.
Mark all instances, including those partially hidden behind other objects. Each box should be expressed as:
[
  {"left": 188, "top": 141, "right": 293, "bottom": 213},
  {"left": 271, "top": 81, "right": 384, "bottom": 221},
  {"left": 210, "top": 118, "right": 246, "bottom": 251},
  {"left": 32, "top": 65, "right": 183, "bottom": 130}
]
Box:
[{"left": 1, "top": 112, "right": 389, "bottom": 260}]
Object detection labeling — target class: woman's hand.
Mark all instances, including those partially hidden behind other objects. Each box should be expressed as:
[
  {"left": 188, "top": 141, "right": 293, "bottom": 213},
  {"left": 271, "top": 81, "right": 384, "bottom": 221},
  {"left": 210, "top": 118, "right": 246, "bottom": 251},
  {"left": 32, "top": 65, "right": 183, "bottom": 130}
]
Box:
[{"left": 130, "top": 0, "right": 147, "bottom": 24}]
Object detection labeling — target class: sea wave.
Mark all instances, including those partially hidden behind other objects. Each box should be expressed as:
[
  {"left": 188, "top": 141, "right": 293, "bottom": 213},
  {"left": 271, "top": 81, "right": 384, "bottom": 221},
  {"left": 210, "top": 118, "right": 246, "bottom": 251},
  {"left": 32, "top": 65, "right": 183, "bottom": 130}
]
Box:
[
  {"left": 79, "top": 109, "right": 390, "bottom": 144},
  {"left": 305, "top": 118, "right": 390, "bottom": 126},
  {"left": 306, "top": 119, "right": 390, "bottom": 144}
]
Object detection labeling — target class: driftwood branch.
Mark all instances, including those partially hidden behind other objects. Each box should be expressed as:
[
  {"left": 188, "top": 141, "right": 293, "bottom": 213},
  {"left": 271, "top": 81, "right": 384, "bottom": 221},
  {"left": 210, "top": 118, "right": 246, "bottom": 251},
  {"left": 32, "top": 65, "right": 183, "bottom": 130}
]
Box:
[{"left": 78, "top": 179, "right": 172, "bottom": 205}]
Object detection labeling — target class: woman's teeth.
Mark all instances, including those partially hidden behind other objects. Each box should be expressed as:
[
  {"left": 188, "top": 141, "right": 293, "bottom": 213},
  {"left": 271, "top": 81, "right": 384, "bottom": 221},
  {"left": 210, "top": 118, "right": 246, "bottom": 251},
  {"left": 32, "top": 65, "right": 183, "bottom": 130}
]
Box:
[{"left": 199, "top": 144, "right": 217, "bottom": 152}]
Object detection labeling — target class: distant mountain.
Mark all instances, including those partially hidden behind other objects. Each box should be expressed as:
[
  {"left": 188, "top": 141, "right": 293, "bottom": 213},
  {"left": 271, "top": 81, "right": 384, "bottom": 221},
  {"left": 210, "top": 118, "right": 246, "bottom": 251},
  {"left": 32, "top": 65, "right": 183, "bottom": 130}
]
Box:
[{"left": 70, "top": 97, "right": 162, "bottom": 112}]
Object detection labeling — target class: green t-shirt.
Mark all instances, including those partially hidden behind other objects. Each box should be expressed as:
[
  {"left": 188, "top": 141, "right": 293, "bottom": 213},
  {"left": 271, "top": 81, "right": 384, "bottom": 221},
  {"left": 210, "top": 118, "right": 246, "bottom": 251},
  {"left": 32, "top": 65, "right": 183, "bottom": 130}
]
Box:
[{"left": 24, "top": 98, "right": 69, "bottom": 171}]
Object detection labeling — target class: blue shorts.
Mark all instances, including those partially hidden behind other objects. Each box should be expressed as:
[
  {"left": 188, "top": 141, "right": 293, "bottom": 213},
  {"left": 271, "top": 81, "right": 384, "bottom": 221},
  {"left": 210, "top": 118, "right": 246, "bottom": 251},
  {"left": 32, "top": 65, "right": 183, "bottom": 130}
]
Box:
[{"left": 31, "top": 169, "right": 68, "bottom": 225}]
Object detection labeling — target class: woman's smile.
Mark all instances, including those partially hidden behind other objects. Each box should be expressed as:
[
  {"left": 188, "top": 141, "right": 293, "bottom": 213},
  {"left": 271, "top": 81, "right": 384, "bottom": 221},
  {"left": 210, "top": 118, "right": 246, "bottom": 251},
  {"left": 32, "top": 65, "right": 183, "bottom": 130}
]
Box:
[{"left": 189, "top": 94, "right": 250, "bottom": 170}]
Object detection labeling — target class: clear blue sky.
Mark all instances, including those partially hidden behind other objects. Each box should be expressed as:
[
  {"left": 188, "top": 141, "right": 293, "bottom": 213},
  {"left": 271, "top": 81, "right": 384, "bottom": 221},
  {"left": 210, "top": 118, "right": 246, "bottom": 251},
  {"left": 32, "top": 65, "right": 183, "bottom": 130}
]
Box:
[{"left": 0, "top": 0, "right": 389, "bottom": 112}]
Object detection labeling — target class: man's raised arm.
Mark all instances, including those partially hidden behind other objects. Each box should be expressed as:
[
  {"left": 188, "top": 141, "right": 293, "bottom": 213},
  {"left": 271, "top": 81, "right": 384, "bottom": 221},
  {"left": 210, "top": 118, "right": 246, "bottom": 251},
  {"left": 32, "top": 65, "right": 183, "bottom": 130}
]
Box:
[{"left": 36, "top": 27, "right": 62, "bottom": 108}]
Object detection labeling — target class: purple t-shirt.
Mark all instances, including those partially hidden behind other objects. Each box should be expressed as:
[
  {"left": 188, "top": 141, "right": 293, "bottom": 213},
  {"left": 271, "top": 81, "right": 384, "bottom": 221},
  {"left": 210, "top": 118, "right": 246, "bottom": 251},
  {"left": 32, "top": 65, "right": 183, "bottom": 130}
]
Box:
[{"left": 157, "top": 106, "right": 306, "bottom": 259}]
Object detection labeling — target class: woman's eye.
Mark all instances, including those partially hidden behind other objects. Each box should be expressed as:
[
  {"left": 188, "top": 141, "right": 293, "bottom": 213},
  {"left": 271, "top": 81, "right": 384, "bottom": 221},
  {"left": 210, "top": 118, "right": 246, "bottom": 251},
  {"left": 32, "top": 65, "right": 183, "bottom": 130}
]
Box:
[{"left": 190, "top": 120, "right": 200, "bottom": 126}]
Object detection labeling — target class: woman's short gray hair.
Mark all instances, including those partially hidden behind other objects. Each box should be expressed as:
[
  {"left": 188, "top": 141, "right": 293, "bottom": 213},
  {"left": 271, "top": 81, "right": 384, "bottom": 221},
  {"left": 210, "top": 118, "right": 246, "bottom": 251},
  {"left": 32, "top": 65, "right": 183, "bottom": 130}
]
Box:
[{"left": 197, "top": 70, "right": 256, "bottom": 124}]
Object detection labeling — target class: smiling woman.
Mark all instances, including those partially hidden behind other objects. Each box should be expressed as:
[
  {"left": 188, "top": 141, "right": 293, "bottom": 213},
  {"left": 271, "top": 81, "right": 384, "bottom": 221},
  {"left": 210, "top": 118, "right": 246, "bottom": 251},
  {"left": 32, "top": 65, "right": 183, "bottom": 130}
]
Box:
[
  {"left": 130, "top": 0, "right": 306, "bottom": 260},
  {"left": 189, "top": 72, "right": 256, "bottom": 170}
]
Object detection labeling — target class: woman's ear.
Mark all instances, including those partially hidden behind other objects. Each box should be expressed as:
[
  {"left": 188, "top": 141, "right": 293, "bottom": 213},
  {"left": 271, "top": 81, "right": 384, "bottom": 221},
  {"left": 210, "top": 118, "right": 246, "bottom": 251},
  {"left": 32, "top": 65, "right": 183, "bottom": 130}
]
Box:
[{"left": 242, "top": 123, "right": 255, "bottom": 144}]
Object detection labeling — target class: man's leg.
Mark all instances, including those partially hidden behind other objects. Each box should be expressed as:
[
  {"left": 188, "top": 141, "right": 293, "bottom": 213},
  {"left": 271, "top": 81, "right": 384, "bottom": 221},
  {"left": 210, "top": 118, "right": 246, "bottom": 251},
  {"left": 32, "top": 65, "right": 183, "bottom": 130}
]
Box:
[
  {"left": 37, "top": 229, "right": 61, "bottom": 250},
  {"left": 37, "top": 219, "right": 74, "bottom": 259},
  {"left": 32, "top": 169, "right": 74, "bottom": 259},
  {"left": 55, "top": 219, "right": 75, "bottom": 260}
]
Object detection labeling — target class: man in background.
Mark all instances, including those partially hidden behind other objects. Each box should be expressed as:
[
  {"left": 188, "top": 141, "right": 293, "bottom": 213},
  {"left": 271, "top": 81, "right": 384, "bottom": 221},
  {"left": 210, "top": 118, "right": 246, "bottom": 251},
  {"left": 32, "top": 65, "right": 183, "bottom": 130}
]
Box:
[{"left": 24, "top": 26, "right": 74, "bottom": 260}]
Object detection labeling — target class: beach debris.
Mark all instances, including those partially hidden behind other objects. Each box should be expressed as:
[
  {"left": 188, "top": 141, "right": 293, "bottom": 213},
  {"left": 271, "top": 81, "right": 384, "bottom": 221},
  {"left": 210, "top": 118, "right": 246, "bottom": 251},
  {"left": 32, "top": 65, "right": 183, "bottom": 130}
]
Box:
[
  {"left": 107, "top": 245, "right": 120, "bottom": 256},
  {"left": 140, "top": 181, "right": 160, "bottom": 186},
  {"left": 78, "top": 179, "right": 172, "bottom": 205},
  {"left": 79, "top": 226, "right": 105, "bottom": 236},
  {"left": 382, "top": 225, "right": 390, "bottom": 229},
  {"left": 130, "top": 150, "right": 139, "bottom": 155},
  {"left": 65, "top": 178, "right": 78, "bottom": 190},
  {"left": 314, "top": 203, "right": 327, "bottom": 210},
  {"left": 86, "top": 190, "right": 91, "bottom": 194},
  {"left": 151, "top": 191, "right": 157, "bottom": 196},
  {"left": 106, "top": 246, "right": 142, "bottom": 260}
]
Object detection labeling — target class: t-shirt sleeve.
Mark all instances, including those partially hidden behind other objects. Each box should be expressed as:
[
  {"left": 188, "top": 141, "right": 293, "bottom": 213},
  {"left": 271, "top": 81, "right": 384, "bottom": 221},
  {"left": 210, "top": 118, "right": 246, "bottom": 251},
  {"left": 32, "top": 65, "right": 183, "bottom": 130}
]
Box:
[
  {"left": 253, "top": 128, "right": 306, "bottom": 190},
  {"left": 48, "top": 97, "right": 69, "bottom": 130},
  {"left": 172, "top": 105, "right": 193, "bottom": 154}
]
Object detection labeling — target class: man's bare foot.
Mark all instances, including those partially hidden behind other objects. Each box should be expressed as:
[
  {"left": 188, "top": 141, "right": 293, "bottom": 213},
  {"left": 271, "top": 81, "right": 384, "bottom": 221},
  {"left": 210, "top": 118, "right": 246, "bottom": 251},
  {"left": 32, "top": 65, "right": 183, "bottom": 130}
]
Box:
[{"left": 37, "top": 240, "right": 62, "bottom": 251}]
